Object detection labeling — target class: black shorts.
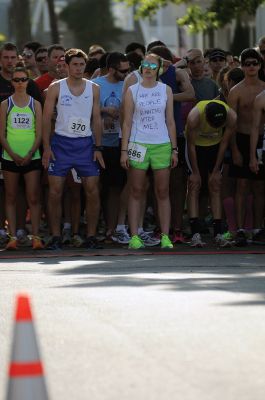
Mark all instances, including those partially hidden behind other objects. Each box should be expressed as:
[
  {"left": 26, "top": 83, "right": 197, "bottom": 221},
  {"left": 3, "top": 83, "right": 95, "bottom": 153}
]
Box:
[
  {"left": 100, "top": 145, "right": 126, "bottom": 188},
  {"left": 186, "top": 143, "right": 220, "bottom": 191},
  {"left": 1, "top": 158, "right": 42, "bottom": 174},
  {"left": 229, "top": 132, "right": 265, "bottom": 180}
]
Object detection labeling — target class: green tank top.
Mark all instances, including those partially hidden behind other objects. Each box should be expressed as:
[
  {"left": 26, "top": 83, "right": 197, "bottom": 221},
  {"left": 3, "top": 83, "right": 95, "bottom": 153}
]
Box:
[
  {"left": 195, "top": 100, "right": 229, "bottom": 147},
  {"left": 3, "top": 96, "right": 40, "bottom": 161}
]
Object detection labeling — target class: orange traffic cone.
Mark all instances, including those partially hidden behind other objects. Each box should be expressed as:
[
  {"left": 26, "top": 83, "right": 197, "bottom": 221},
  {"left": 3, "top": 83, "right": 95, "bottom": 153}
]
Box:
[{"left": 6, "top": 294, "right": 49, "bottom": 400}]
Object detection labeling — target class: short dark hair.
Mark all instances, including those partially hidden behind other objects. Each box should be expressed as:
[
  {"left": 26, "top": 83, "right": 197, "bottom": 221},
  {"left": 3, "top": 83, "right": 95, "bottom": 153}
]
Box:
[
  {"left": 35, "top": 47, "right": 48, "bottom": 58},
  {"left": 47, "top": 44, "right": 65, "bottom": 58},
  {"left": 106, "top": 52, "right": 128, "bottom": 70},
  {"left": 84, "top": 58, "right": 99, "bottom": 74},
  {"left": 23, "top": 41, "right": 42, "bottom": 53},
  {"left": 241, "top": 48, "right": 262, "bottom": 64},
  {"left": 148, "top": 45, "right": 173, "bottom": 62},
  {"left": 226, "top": 67, "right": 244, "bottom": 85},
  {"left": 0, "top": 42, "right": 18, "bottom": 56},
  {"left": 126, "top": 51, "right": 143, "bottom": 70},
  {"left": 65, "top": 48, "right": 88, "bottom": 65},
  {"left": 99, "top": 52, "right": 110, "bottom": 69},
  {"left": 125, "top": 42, "right": 146, "bottom": 55},
  {"left": 147, "top": 40, "right": 166, "bottom": 52}
]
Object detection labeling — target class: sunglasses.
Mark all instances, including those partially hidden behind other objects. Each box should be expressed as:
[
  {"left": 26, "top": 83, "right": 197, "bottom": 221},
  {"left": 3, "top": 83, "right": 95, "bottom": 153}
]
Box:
[
  {"left": 36, "top": 56, "right": 47, "bottom": 62},
  {"left": 141, "top": 61, "right": 158, "bottom": 70},
  {"left": 22, "top": 52, "right": 34, "bottom": 59},
  {"left": 243, "top": 61, "right": 260, "bottom": 67},
  {"left": 116, "top": 68, "right": 130, "bottom": 74},
  {"left": 12, "top": 77, "right": 29, "bottom": 83},
  {"left": 211, "top": 57, "right": 225, "bottom": 62}
]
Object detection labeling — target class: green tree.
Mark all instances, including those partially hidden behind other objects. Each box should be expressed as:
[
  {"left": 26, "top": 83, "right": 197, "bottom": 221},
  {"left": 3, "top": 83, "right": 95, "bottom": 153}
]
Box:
[
  {"left": 117, "top": 0, "right": 265, "bottom": 32},
  {"left": 60, "top": 0, "right": 122, "bottom": 50},
  {"left": 10, "top": 0, "right": 32, "bottom": 50}
]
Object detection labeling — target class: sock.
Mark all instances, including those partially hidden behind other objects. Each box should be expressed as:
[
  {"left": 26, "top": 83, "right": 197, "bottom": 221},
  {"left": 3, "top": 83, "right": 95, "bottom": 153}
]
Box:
[
  {"left": 116, "top": 224, "right": 126, "bottom": 231},
  {"left": 213, "top": 219, "right": 222, "bottom": 237},
  {"left": 244, "top": 194, "right": 253, "bottom": 231},
  {"left": 138, "top": 227, "right": 144, "bottom": 234},
  {"left": 223, "top": 197, "right": 237, "bottom": 232},
  {"left": 63, "top": 223, "right": 71, "bottom": 230},
  {"left": 189, "top": 218, "right": 200, "bottom": 235}
]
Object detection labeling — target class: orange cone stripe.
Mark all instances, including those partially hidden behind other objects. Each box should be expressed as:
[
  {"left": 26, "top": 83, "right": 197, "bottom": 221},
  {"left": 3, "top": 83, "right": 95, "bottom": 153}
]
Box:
[
  {"left": 9, "top": 362, "right": 43, "bottom": 377},
  {"left": 15, "top": 296, "right": 33, "bottom": 321}
]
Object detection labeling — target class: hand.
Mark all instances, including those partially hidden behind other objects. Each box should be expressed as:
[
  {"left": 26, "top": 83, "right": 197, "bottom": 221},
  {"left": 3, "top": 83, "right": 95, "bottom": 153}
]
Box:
[
  {"left": 11, "top": 153, "right": 24, "bottom": 166},
  {"left": 120, "top": 151, "right": 130, "bottom": 170},
  {"left": 209, "top": 170, "right": 222, "bottom": 188},
  {"left": 42, "top": 148, "right": 55, "bottom": 169},
  {"left": 249, "top": 157, "right": 259, "bottom": 174},
  {"left": 171, "top": 152, "right": 178, "bottom": 168},
  {"left": 189, "top": 172, "right": 201, "bottom": 190},
  {"left": 232, "top": 150, "right": 243, "bottom": 167},
  {"left": 94, "top": 150, "right": 105, "bottom": 169},
  {"left": 20, "top": 152, "right": 32, "bottom": 166}
]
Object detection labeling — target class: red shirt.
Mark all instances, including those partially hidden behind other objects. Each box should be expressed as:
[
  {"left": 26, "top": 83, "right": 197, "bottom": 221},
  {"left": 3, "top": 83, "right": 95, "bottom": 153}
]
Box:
[{"left": 35, "top": 73, "right": 54, "bottom": 92}]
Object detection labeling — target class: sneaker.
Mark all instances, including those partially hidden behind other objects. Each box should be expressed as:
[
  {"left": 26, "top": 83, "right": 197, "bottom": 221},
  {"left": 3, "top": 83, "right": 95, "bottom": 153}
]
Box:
[
  {"left": 46, "top": 236, "right": 62, "bottom": 250},
  {"left": 234, "top": 231, "right": 247, "bottom": 247},
  {"left": 71, "top": 234, "right": 84, "bottom": 248},
  {"left": 171, "top": 230, "right": 186, "bottom": 244},
  {"left": 62, "top": 228, "right": 71, "bottom": 245},
  {"left": 139, "top": 231, "right": 160, "bottom": 247},
  {"left": 128, "top": 235, "right": 145, "bottom": 249},
  {"left": 252, "top": 229, "right": 265, "bottom": 244},
  {"left": 32, "top": 236, "right": 44, "bottom": 250},
  {"left": 215, "top": 233, "right": 233, "bottom": 248},
  {"left": 190, "top": 233, "right": 206, "bottom": 248},
  {"left": 161, "top": 233, "right": 173, "bottom": 249},
  {"left": 111, "top": 229, "right": 131, "bottom": 244},
  {"left": 17, "top": 229, "right": 30, "bottom": 246},
  {"left": 6, "top": 236, "right": 18, "bottom": 250},
  {"left": 0, "top": 231, "right": 8, "bottom": 246},
  {"left": 85, "top": 236, "right": 103, "bottom": 249},
  {"left": 223, "top": 231, "right": 234, "bottom": 241}
]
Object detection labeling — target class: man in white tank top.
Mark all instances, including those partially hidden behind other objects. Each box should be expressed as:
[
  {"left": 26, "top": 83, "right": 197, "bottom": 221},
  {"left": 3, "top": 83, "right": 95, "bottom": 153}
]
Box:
[{"left": 42, "top": 48, "right": 105, "bottom": 250}]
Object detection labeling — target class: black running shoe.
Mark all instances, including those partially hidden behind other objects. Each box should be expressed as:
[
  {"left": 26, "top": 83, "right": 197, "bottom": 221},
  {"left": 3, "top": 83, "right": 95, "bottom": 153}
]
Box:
[
  {"left": 46, "top": 236, "right": 62, "bottom": 250},
  {"left": 85, "top": 236, "right": 103, "bottom": 249},
  {"left": 234, "top": 231, "right": 247, "bottom": 247}
]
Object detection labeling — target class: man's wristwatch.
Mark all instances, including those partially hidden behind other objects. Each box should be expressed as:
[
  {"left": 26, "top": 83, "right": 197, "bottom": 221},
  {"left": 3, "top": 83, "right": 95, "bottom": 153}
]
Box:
[{"left": 93, "top": 145, "right": 104, "bottom": 152}]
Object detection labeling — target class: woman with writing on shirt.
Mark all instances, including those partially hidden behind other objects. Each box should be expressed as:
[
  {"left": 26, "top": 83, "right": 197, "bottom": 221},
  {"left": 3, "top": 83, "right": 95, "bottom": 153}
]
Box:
[{"left": 121, "top": 53, "right": 178, "bottom": 249}]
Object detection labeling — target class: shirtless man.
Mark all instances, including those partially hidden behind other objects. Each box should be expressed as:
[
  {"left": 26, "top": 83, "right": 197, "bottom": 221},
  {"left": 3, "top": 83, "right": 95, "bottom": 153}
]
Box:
[{"left": 228, "top": 48, "right": 265, "bottom": 246}]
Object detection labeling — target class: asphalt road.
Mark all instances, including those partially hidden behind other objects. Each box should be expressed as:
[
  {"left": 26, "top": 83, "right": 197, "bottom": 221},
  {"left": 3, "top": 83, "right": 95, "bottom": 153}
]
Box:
[{"left": 0, "top": 254, "right": 265, "bottom": 400}]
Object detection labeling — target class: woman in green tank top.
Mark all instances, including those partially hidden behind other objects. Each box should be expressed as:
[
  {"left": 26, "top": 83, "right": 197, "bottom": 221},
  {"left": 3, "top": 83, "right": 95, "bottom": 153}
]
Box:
[{"left": 0, "top": 62, "right": 43, "bottom": 250}]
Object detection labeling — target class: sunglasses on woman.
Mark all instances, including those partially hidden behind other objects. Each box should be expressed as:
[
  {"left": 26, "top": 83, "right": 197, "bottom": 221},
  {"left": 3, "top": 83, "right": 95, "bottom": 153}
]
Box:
[
  {"left": 141, "top": 61, "right": 158, "bottom": 70},
  {"left": 12, "top": 77, "right": 29, "bottom": 83}
]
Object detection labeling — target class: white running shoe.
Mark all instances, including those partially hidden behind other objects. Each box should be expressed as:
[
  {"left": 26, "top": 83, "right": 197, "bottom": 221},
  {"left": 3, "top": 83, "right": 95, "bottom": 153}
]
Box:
[
  {"left": 111, "top": 229, "right": 131, "bottom": 244},
  {"left": 190, "top": 233, "right": 206, "bottom": 248}
]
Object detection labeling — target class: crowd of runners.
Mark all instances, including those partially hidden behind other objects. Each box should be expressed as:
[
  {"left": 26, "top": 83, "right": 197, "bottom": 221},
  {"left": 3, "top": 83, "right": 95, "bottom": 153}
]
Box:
[{"left": 0, "top": 37, "right": 265, "bottom": 250}]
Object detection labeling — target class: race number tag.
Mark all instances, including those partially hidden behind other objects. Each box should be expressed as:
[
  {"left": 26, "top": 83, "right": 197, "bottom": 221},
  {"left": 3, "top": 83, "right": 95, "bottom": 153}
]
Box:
[
  {"left": 11, "top": 113, "right": 33, "bottom": 130},
  {"left": 68, "top": 117, "right": 90, "bottom": 137},
  {"left": 128, "top": 142, "right": 146, "bottom": 162}
]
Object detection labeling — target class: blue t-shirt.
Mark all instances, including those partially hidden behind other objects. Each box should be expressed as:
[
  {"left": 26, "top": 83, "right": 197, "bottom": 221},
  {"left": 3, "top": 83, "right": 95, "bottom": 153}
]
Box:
[{"left": 92, "top": 76, "right": 124, "bottom": 147}]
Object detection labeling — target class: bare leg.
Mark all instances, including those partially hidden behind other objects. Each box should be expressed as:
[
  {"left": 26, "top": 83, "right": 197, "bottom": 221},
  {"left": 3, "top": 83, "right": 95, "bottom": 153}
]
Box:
[
  {"left": 128, "top": 168, "right": 147, "bottom": 236},
  {"left": 170, "top": 166, "right": 187, "bottom": 230},
  {"left": 153, "top": 168, "right": 171, "bottom": 235},
  {"left": 48, "top": 175, "right": 66, "bottom": 236},
  {"left": 252, "top": 180, "right": 265, "bottom": 229},
  {"left": 235, "top": 178, "right": 249, "bottom": 229},
  {"left": 82, "top": 176, "right": 100, "bottom": 237},
  {"left": 3, "top": 171, "right": 20, "bottom": 236},
  {"left": 24, "top": 170, "right": 41, "bottom": 236}
]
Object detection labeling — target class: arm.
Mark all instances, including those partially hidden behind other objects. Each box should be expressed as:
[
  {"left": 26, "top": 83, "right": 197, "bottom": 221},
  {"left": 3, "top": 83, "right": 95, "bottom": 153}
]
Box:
[
  {"left": 120, "top": 87, "right": 135, "bottom": 169},
  {"left": 42, "top": 82, "right": 59, "bottom": 168},
  {"left": 212, "top": 109, "right": 237, "bottom": 174},
  {"left": 91, "top": 83, "right": 105, "bottom": 169},
  {"left": 21, "top": 100, "right": 43, "bottom": 166},
  {"left": 0, "top": 101, "right": 23, "bottom": 165},
  {"left": 186, "top": 108, "right": 200, "bottom": 175},
  {"left": 227, "top": 87, "right": 242, "bottom": 166},
  {"left": 250, "top": 93, "right": 264, "bottom": 173},
  {"left": 165, "top": 86, "right": 178, "bottom": 168},
  {"left": 174, "top": 69, "right": 195, "bottom": 102}
]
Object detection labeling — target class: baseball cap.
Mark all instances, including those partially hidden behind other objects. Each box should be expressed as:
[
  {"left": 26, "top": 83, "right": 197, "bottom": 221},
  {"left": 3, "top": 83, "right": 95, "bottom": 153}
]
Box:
[
  {"left": 209, "top": 49, "right": 226, "bottom": 60},
  {"left": 185, "top": 48, "right": 203, "bottom": 62},
  {"left": 205, "top": 101, "right": 227, "bottom": 128}
]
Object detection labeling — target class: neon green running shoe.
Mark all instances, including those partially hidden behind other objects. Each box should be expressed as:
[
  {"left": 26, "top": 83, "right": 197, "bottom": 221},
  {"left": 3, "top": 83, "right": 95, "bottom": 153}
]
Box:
[
  {"left": 223, "top": 231, "right": 233, "bottom": 241},
  {"left": 128, "top": 235, "right": 145, "bottom": 249},
  {"left": 161, "top": 233, "right": 173, "bottom": 249}
]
